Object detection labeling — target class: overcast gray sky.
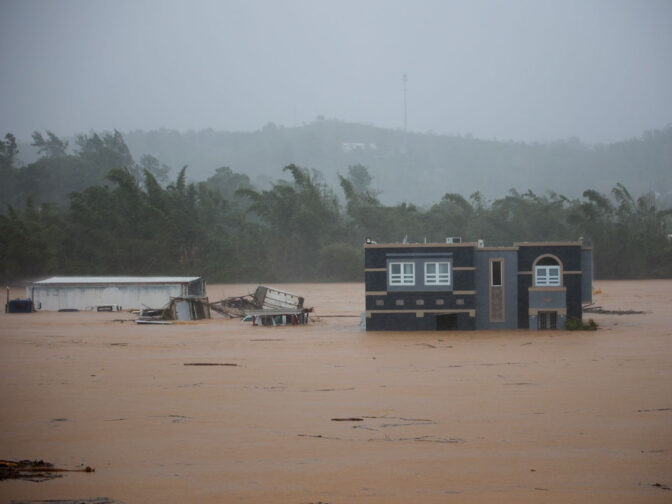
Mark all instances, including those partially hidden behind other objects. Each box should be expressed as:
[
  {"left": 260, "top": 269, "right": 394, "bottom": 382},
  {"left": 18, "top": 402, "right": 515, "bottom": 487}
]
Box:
[{"left": 1, "top": 0, "right": 671, "bottom": 143}]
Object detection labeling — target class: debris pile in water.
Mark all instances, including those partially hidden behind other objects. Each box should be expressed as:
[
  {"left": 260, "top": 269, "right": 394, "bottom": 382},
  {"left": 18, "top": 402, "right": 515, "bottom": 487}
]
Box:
[{"left": 0, "top": 459, "right": 94, "bottom": 483}]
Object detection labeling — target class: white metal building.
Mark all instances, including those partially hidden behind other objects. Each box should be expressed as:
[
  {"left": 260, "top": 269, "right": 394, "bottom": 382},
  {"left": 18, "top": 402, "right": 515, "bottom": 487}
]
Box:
[{"left": 28, "top": 276, "right": 206, "bottom": 311}]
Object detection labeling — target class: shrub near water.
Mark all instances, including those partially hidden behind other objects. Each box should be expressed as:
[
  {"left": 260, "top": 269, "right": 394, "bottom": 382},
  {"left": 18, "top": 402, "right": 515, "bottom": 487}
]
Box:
[{"left": 565, "top": 317, "right": 598, "bottom": 331}]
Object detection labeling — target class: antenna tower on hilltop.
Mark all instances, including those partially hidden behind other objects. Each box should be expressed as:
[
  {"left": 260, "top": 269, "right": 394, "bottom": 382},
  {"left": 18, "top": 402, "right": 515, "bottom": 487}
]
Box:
[
  {"left": 403, "top": 73, "right": 408, "bottom": 133},
  {"left": 402, "top": 73, "right": 408, "bottom": 154}
]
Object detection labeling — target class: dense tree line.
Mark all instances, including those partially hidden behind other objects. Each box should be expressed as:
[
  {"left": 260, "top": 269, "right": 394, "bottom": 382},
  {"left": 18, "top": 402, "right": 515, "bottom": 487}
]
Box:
[
  {"left": 1, "top": 130, "right": 172, "bottom": 209},
  {"left": 1, "top": 132, "right": 671, "bottom": 283}
]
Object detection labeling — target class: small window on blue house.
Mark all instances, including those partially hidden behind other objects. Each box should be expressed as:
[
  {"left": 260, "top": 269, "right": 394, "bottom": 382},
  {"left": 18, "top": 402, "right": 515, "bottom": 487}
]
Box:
[
  {"left": 389, "top": 262, "right": 415, "bottom": 286},
  {"left": 491, "top": 260, "right": 503, "bottom": 286},
  {"left": 424, "top": 262, "right": 451, "bottom": 286}
]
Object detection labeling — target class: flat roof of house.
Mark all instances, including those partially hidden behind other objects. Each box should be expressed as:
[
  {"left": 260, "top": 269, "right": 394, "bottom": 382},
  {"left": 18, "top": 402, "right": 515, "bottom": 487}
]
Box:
[
  {"left": 364, "top": 241, "right": 590, "bottom": 249},
  {"left": 33, "top": 276, "right": 202, "bottom": 285}
]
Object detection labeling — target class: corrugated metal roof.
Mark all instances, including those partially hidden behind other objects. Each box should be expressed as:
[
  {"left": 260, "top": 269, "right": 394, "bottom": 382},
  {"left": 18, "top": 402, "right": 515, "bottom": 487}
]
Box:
[{"left": 33, "top": 276, "right": 201, "bottom": 285}]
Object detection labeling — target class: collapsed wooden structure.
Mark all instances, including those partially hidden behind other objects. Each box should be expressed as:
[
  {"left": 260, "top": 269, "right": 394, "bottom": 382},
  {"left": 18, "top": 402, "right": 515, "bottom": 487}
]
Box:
[{"left": 210, "top": 285, "right": 312, "bottom": 326}]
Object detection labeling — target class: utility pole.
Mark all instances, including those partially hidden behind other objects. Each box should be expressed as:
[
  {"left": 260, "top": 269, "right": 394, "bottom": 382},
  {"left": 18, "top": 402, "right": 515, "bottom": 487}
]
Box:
[
  {"left": 403, "top": 73, "right": 408, "bottom": 133},
  {"left": 402, "top": 73, "right": 408, "bottom": 154}
]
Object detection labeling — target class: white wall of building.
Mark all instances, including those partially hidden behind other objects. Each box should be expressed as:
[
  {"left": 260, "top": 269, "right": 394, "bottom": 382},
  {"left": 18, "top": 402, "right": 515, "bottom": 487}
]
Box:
[{"left": 30, "top": 284, "right": 186, "bottom": 311}]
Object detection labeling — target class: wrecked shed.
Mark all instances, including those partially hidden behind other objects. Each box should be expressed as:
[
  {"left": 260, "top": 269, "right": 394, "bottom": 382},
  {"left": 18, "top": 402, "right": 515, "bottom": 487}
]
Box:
[
  {"left": 28, "top": 276, "right": 206, "bottom": 311},
  {"left": 167, "top": 296, "right": 211, "bottom": 321},
  {"left": 209, "top": 285, "right": 311, "bottom": 326}
]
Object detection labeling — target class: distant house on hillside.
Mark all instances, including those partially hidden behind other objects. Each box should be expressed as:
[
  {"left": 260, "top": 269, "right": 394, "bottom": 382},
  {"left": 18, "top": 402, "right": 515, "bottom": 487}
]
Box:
[
  {"left": 364, "top": 239, "right": 592, "bottom": 331},
  {"left": 28, "top": 276, "right": 206, "bottom": 311},
  {"left": 341, "top": 142, "right": 377, "bottom": 153}
]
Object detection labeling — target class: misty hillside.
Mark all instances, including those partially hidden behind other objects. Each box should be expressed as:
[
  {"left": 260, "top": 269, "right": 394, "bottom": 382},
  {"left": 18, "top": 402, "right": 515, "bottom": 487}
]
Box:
[
  {"left": 121, "top": 120, "right": 672, "bottom": 205},
  {"left": 11, "top": 121, "right": 672, "bottom": 207}
]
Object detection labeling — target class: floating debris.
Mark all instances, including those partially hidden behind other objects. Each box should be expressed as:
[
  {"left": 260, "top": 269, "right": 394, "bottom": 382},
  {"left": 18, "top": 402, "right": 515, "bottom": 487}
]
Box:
[
  {"left": 166, "top": 296, "right": 211, "bottom": 321},
  {"left": 210, "top": 285, "right": 313, "bottom": 326},
  {"left": 134, "top": 296, "right": 211, "bottom": 324},
  {"left": 0, "top": 459, "right": 94, "bottom": 483},
  {"left": 183, "top": 363, "right": 239, "bottom": 367},
  {"left": 414, "top": 343, "right": 437, "bottom": 348},
  {"left": 151, "top": 415, "right": 191, "bottom": 423},
  {"left": 135, "top": 319, "right": 172, "bottom": 325},
  {"left": 301, "top": 387, "right": 356, "bottom": 392},
  {"left": 10, "top": 499, "right": 124, "bottom": 504},
  {"left": 379, "top": 421, "right": 438, "bottom": 427},
  {"left": 584, "top": 304, "right": 646, "bottom": 315},
  {"left": 298, "top": 434, "right": 333, "bottom": 440},
  {"left": 209, "top": 294, "right": 258, "bottom": 318},
  {"left": 393, "top": 435, "right": 464, "bottom": 444}
]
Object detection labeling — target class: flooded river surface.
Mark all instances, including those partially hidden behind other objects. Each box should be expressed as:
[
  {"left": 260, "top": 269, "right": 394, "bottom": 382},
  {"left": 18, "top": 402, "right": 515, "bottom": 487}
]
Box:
[{"left": 1, "top": 281, "right": 671, "bottom": 503}]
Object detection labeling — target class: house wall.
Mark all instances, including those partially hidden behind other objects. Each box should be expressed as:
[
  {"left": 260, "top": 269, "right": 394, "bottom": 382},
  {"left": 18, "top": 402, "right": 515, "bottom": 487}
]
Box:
[
  {"left": 365, "top": 245, "right": 475, "bottom": 271},
  {"left": 365, "top": 242, "right": 589, "bottom": 332},
  {"left": 384, "top": 253, "right": 453, "bottom": 292},
  {"left": 30, "top": 284, "right": 186, "bottom": 311},
  {"left": 365, "top": 244, "right": 475, "bottom": 331},
  {"left": 581, "top": 248, "right": 593, "bottom": 303},
  {"left": 367, "top": 311, "right": 475, "bottom": 331},
  {"left": 517, "top": 272, "right": 534, "bottom": 329},
  {"left": 188, "top": 278, "right": 206, "bottom": 297},
  {"left": 475, "top": 249, "right": 518, "bottom": 329},
  {"left": 529, "top": 289, "right": 566, "bottom": 309},
  {"left": 564, "top": 274, "right": 584, "bottom": 320},
  {"left": 516, "top": 244, "right": 583, "bottom": 271},
  {"left": 517, "top": 244, "right": 583, "bottom": 328}
]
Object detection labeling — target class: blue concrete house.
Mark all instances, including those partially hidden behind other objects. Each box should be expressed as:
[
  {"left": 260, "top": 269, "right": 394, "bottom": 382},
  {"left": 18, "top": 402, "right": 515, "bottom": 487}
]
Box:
[{"left": 364, "top": 240, "right": 593, "bottom": 331}]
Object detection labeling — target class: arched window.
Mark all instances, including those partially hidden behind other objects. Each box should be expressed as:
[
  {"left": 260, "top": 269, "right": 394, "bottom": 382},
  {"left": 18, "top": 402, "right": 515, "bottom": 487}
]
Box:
[{"left": 534, "top": 256, "right": 562, "bottom": 287}]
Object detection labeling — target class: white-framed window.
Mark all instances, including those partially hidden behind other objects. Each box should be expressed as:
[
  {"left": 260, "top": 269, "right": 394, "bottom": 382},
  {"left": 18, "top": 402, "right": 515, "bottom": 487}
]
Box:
[
  {"left": 424, "top": 261, "right": 451, "bottom": 286},
  {"left": 389, "top": 262, "right": 415, "bottom": 286},
  {"left": 535, "top": 265, "right": 561, "bottom": 286},
  {"left": 534, "top": 256, "right": 562, "bottom": 287}
]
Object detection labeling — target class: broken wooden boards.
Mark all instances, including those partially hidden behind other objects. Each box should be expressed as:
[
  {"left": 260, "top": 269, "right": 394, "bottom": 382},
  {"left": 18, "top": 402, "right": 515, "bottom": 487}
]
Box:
[{"left": 0, "top": 459, "right": 94, "bottom": 483}]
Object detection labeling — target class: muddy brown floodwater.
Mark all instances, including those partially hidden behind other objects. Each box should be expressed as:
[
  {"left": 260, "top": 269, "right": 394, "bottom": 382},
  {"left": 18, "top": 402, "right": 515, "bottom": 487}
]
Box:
[{"left": 1, "top": 280, "right": 671, "bottom": 503}]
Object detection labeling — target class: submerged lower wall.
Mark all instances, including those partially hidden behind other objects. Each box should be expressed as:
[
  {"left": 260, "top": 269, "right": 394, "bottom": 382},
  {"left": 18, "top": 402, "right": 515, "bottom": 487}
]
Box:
[{"left": 366, "top": 311, "right": 475, "bottom": 331}]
